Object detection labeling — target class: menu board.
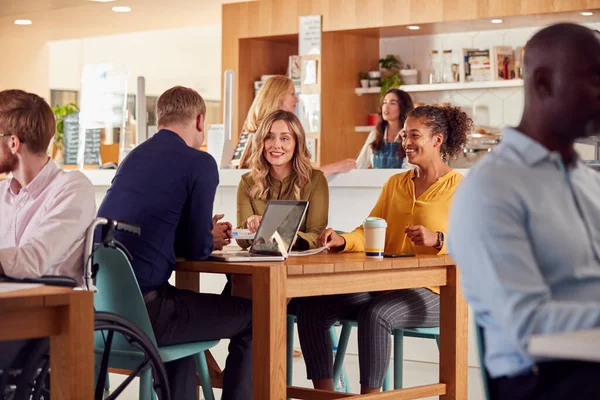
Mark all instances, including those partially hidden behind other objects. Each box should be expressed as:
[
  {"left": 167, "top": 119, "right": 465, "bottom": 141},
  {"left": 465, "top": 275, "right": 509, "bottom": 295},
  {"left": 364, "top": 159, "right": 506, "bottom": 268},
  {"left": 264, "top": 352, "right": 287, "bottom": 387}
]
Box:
[
  {"left": 231, "top": 131, "right": 251, "bottom": 167},
  {"left": 63, "top": 112, "right": 101, "bottom": 166}
]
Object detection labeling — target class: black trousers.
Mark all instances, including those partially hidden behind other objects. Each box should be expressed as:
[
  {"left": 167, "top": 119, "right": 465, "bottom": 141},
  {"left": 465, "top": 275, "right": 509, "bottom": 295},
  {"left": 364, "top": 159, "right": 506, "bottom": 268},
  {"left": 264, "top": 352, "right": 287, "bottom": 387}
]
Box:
[
  {"left": 145, "top": 284, "right": 253, "bottom": 400},
  {"left": 491, "top": 360, "right": 600, "bottom": 400}
]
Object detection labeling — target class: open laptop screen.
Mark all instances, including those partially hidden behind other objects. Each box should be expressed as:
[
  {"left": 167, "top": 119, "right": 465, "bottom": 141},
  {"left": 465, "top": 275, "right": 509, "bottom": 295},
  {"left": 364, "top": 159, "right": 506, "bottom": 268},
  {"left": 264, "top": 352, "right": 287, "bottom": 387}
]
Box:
[{"left": 250, "top": 200, "right": 309, "bottom": 256}]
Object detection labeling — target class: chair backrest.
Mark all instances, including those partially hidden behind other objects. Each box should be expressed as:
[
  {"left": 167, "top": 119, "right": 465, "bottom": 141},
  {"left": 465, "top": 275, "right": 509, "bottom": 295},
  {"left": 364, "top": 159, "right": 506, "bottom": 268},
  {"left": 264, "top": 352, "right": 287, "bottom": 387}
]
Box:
[
  {"left": 475, "top": 323, "right": 495, "bottom": 400},
  {"left": 93, "top": 245, "right": 158, "bottom": 349}
]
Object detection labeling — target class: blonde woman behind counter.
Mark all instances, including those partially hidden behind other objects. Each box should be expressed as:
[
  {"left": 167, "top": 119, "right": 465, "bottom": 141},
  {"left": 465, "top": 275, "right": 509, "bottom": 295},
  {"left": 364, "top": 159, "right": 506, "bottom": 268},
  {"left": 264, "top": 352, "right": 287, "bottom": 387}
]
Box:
[{"left": 238, "top": 75, "right": 355, "bottom": 176}]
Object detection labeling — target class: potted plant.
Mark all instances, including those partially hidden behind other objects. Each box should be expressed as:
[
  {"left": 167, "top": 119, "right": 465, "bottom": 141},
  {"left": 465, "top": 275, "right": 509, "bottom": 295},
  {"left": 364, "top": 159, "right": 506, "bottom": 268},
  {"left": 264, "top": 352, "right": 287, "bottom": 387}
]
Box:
[
  {"left": 51, "top": 103, "right": 79, "bottom": 165},
  {"left": 379, "top": 54, "right": 401, "bottom": 76},
  {"left": 359, "top": 71, "right": 369, "bottom": 88},
  {"left": 380, "top": 73, "right": 403, "bottom": 97}
]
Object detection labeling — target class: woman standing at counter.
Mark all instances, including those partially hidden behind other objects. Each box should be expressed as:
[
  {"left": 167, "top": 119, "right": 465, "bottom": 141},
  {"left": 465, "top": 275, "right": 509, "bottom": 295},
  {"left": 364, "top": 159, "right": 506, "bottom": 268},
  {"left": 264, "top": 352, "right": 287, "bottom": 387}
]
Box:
[
  {"left": 296, "top": 105, "right": 471, "bottom": 394},
  {"left": 238, "top": 75, "right": 356, "bottom": 176},
  {"left": 356, "top": 89, "right": 414, "bottom": 169}
]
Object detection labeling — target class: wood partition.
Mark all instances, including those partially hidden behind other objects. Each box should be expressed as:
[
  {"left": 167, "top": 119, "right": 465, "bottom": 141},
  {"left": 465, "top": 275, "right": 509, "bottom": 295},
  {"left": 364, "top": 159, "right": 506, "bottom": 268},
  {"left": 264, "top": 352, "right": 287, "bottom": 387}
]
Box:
[{"left": 222, "top": 0, "right": 599, "bottom": 164}]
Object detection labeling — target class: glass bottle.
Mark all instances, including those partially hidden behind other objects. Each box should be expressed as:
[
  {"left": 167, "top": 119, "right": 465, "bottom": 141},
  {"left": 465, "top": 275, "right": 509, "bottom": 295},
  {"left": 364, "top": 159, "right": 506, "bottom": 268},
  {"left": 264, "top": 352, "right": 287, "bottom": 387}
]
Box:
[
  {"left": 428, "top": 50, "right": 441, "bottom": 84},
  {"left": 442, "top": 50, "right": 454, "bottom": 83}
]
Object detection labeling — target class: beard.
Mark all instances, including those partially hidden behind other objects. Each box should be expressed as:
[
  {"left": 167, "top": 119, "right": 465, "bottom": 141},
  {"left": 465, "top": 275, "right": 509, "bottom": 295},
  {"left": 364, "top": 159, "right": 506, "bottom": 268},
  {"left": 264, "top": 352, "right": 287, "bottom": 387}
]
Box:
[{"left": 0, "top": 141, "right": 17, "bottom": 174}]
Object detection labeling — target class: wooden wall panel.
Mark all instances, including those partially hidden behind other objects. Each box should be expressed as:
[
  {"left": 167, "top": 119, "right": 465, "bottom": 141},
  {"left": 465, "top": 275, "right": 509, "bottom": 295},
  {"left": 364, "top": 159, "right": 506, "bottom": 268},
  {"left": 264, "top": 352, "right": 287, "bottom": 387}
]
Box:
[
  {"left": 236, "top": 38, "right": 298, "bottom": 139},
  {"left": 223, "top": 0, "right": 600, "bottom": 163},
  {"left": 320, "top": 32, "right": 379, "bottom": 165}
]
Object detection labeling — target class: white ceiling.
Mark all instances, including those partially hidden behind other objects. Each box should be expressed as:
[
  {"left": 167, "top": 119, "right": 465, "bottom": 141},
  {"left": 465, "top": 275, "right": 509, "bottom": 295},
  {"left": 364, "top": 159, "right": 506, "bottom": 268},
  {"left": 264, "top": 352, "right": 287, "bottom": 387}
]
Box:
[{"left": 0, "top": 0, "right": 254, "bottom": 40}]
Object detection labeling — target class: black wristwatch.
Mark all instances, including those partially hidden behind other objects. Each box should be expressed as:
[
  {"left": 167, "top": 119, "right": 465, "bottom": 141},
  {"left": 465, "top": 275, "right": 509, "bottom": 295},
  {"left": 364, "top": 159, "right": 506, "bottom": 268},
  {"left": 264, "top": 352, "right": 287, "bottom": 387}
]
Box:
[{"left": 434, "top": 231, "right": 444, "bottom": 250}]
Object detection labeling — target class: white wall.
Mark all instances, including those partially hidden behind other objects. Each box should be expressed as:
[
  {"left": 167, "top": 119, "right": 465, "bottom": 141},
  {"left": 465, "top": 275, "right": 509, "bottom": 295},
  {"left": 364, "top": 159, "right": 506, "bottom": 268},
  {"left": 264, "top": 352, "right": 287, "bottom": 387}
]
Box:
[
  {"left": 48, "top": 25, "right": 222, "bottom": 99},
  {"left": 380, "top": 22, "right": 600, "bottom": 159}
]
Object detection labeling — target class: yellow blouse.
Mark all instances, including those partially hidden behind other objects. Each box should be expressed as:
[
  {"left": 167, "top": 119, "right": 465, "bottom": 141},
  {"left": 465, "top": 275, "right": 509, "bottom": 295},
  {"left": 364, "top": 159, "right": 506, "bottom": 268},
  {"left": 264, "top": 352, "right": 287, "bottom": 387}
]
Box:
[
  {"left": 236, "top": 169, "right": 329, "bottom": 249},
  {"left": 341, "top": 169, "right": 463, "bottom": 294}
]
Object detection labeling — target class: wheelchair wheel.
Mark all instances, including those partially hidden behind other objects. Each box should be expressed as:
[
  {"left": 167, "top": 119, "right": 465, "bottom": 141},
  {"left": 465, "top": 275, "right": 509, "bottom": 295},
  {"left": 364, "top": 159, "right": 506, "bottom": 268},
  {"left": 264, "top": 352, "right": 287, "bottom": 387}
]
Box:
[
  {"left": 12, "top": 338, "right": 50, "bottom": 400},
  {"left": 7, "top": 312, "right": 171, "bottom": 400},
  {"left": 94, "top": 312, "right": 171, "bottom": 400}
]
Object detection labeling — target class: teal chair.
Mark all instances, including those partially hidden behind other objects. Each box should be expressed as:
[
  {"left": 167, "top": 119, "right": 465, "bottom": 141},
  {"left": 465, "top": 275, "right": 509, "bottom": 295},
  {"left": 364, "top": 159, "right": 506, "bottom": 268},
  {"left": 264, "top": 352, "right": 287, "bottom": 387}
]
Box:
[
  {"left": 93, "top": 246, "right": 219, "bottom": 400},
  {"left": 334, "top": 321, "right": 440, "bottom": 390},
  {"left": 286, "top": 315, "right": 351, "bottom": 398}
]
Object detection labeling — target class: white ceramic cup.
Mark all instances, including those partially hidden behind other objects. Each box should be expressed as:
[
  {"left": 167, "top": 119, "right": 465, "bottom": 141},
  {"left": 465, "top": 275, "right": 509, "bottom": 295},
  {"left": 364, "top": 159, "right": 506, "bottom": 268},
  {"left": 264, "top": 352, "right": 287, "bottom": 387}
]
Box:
[{"left": 363, "top": 217, "right": 387, "bottom": 258}]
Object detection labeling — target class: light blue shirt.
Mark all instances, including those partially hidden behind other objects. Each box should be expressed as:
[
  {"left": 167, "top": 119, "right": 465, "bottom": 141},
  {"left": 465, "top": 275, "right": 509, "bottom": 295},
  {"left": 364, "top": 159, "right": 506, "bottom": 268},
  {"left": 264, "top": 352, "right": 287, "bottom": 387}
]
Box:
[{"left": 449, "top": 127, "right": 600, "bottom": 378}]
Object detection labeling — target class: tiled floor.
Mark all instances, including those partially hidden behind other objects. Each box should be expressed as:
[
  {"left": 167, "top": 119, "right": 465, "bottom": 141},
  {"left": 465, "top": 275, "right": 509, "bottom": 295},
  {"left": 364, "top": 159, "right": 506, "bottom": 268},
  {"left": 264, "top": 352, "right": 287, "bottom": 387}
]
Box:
[{"left": 109, "top": 340, "right": 485, "bottom": 399}]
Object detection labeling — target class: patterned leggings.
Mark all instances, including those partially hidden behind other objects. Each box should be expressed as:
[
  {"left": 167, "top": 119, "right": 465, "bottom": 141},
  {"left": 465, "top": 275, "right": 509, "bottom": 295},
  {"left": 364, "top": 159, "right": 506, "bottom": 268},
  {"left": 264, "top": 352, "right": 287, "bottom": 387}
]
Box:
[{"left": 296, "top": 288, "right": 440, "bottom": 388}]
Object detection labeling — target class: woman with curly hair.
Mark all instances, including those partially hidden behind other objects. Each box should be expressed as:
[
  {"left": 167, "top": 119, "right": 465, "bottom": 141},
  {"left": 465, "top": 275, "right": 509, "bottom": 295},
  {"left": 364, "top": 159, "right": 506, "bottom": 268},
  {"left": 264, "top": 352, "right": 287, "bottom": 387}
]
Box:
[
  {"left": 296, "top": 105, "right": 471, "bottom": 394},
  {"left": 356, "top": 88, "right": 414, "bottom": 169}
]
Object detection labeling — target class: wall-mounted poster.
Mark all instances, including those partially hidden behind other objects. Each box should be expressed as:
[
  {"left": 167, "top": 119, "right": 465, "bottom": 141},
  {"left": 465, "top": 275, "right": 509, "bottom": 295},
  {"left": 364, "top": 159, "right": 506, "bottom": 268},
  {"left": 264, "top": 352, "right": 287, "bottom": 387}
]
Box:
[{"left": 299, "top": 15, "right": 322, "bottom": 56}]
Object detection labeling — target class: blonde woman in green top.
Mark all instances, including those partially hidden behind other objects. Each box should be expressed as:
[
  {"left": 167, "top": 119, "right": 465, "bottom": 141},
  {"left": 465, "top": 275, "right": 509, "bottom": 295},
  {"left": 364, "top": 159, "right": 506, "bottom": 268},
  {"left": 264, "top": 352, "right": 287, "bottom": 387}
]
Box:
[
  {"left": 224, "top": 110, "right": 329, "bottom": 298},
  {"left": 237, "top": 109, "right": 329, "bottom": 250}
]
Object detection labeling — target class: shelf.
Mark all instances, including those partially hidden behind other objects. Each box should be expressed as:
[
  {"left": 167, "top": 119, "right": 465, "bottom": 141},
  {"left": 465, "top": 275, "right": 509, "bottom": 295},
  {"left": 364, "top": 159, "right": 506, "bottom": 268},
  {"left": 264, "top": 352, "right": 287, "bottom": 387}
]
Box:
[
  {"left": 355, "top": 126, "right": 374, "bottom": 133},
  {"left": 355, "top": 79, "right": 524, "bottom": 95}
]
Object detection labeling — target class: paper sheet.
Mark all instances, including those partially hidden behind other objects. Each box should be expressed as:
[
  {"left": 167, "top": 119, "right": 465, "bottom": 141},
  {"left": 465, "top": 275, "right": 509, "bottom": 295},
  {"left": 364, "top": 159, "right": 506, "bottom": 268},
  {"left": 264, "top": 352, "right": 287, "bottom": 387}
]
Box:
[
  {"left": 0, "top": 282, "right": 42, "bottom": 293},
  {"left": 289, "top": 246, "right": 329, "bottom": 257}
]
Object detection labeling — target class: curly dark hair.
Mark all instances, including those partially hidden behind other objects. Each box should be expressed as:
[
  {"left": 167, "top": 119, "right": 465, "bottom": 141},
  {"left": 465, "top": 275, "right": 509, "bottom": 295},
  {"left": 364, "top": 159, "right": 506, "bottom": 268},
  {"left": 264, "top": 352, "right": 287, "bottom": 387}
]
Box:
[
  {"left": 370, "top": 89, "right": 414, "bottom": 157},
  {"left": 407, "top": 105, "right": 471, "bottom": 161}
]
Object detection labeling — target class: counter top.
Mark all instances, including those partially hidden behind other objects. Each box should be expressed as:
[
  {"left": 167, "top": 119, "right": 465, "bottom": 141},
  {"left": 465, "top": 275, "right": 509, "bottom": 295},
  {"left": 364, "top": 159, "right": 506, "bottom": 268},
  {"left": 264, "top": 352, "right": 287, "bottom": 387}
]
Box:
[{"left": 81, "top": 168, "right": 470, "bottom": 188}]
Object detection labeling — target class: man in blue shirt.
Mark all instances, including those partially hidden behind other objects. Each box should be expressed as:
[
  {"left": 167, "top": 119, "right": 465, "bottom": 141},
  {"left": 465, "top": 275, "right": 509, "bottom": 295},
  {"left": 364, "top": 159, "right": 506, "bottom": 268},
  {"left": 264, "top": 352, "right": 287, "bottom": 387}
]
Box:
[
  {"left": 97, "top": 86, "right": 251, "bottom": 400},
  {"left": 450, "top": 24, "right": 600, "bottom": 399}
]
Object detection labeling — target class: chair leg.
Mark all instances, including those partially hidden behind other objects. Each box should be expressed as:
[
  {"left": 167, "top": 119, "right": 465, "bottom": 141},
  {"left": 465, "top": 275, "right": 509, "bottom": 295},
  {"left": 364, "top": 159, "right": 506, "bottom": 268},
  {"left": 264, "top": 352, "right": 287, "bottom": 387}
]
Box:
[
  {"left": 393, "top": 330, "right": 404, "bottom": 390},
  {"left": 332, "top": 323, "right": 352, "bottom": 393},
  {"left": 287, "top": 315, "right": 295, "bottom": 400},
  {"left": 195, "top": 352, "right": 216, "bottom": 400},
  {"left": 382, "top": 365, "right": 392, "bottom": 391},
  {"left": 139, "top": 368, "right": 153, "bottom": 400}
]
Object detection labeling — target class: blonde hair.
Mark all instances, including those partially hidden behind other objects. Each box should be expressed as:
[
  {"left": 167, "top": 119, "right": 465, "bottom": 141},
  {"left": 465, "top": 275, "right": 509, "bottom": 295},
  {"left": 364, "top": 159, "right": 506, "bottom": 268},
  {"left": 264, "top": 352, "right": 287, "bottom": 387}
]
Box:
[
  {"left": 249, "top": 110, "right": 312, "bottom": 201},
  {"left": 0, "top": 89, "right": 55, "bottom": 154},
  {"left": 242, "top": 75, "right": 295, "bottom": 133},
  {"left": 156, "top": 86, "right": 206, "bottom": 127}
]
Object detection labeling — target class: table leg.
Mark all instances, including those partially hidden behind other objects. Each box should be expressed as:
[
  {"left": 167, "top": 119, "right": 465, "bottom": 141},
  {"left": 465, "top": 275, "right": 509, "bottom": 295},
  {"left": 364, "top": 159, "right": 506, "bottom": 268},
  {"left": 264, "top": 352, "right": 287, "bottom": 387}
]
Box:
[
  {"left": 252, "top": 265, "right": 287, "bottom": 400},
  {"left": 50, "top": 291, "right": 94, "bottom": 399},
  {"left": 176, "top": 270, "right": 200, "bottom": 292},
  {"left": 439, "top": 266, "right": 469, "bottom": 399}
]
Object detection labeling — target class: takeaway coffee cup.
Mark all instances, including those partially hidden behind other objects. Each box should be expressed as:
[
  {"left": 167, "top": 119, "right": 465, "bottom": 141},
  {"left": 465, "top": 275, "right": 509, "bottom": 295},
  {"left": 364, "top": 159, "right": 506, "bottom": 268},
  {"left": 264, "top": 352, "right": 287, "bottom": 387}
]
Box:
[{"left": 363, "top": 217, "right": 387, "bottom": 258}]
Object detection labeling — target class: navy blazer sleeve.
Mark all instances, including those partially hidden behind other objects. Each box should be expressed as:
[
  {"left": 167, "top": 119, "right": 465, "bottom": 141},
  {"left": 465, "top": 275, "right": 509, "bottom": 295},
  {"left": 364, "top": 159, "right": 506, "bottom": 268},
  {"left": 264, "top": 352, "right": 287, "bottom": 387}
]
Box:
[{"left": 175, "top": 154, "right": 219, "bottom": 260}]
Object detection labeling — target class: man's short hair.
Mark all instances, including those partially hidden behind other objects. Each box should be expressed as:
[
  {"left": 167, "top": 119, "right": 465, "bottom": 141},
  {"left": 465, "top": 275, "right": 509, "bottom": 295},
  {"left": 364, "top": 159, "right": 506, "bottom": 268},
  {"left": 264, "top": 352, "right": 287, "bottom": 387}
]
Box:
[
  {"left": 156, "top": 86, "right": 206, "bottom": 127},
  {"left": 0, "top": 89, "right": 55, "bottom": 154}
]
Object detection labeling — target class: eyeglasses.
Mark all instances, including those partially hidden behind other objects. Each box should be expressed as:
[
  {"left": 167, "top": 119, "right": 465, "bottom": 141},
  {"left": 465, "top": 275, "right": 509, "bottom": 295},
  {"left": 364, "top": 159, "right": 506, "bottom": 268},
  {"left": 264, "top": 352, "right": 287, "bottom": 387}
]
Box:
[{"left": 0, "top": 131, "right": 24, "bottom": 142}]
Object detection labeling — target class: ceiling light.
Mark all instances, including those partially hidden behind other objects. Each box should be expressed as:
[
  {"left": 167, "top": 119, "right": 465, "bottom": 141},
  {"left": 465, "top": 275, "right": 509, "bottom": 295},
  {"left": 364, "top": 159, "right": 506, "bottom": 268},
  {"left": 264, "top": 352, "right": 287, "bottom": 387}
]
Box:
[
  {"left": 491, "top": 19, "right": 503, "bottom": 23},
  {"left": 408, "top": 26, "right": 420, "bottom": 30},
  {"left": 581, "top": 11, "right": 594, "bottom": 16},
  {"left": 112, "top": 6, "right": 131, "bottom": 12},
  {"left": 14, "top": 19, "right": 32, "bottom": 25}
]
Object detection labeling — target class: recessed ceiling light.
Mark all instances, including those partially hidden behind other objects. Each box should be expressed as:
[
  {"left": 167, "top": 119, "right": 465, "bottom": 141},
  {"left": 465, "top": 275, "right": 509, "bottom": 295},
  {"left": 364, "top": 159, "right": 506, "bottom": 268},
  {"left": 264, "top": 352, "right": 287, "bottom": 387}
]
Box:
[
  {"left": 112, "top": 6, "right": 131, "bottom": 12},
  {"left": 581, "top": 11, "right": 594, "bottom": 16},
  {"left": 408, "top": 26, "right": 420, "bottom": 30},
  {"left": 491, "top": 19, "right": 503, "bottom": 24},
  {"left": 14, "top": 19, "right": 32, "bottom": 25}
]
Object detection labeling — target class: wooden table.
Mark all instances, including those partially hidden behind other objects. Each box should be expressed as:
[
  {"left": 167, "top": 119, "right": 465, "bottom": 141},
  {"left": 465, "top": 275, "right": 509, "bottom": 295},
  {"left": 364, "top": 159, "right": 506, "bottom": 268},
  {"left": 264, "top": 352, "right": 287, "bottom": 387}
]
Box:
[
  {"left": 176, "top": 253, "right": 468, "bottom": 400},
  {"left": 0, "top": 285, "right": 94, "bottom": 399}
]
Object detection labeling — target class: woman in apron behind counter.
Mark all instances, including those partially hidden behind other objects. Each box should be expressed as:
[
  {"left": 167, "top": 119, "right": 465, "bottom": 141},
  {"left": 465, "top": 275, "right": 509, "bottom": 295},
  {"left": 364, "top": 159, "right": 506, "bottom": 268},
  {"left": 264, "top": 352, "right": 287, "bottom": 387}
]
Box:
[{"left": 356, "top": 88, "right": 414, "bottom": 169}]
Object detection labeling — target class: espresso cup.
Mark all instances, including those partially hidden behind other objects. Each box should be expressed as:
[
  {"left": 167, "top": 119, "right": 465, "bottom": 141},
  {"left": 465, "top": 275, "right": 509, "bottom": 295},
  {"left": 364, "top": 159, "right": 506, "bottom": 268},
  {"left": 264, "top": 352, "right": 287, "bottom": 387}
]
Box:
[{"left": 363, "top": 217, "right": 387, "bottom": 258}]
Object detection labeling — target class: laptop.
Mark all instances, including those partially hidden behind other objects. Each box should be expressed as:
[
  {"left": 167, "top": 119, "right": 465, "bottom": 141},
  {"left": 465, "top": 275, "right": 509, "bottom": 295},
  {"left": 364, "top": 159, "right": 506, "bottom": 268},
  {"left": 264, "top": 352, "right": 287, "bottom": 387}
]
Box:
[{"left": 210, "top": 200, "right": 309, "bottom": 262}]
